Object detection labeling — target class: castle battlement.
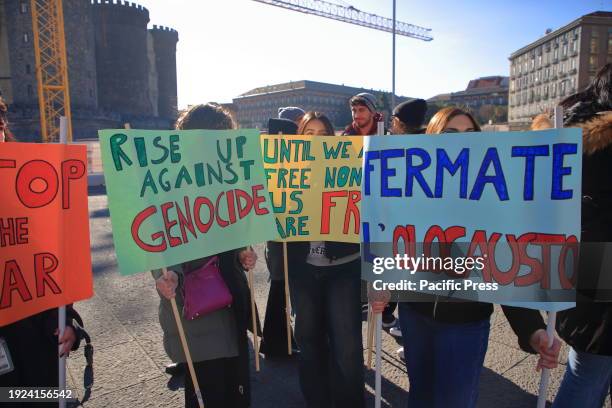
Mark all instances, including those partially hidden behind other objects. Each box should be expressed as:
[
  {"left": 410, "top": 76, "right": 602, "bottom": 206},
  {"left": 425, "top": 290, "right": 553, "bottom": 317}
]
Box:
[
  {"left": 91, "top": 0, "right": 149, "bottom": 14},
  {"left": 150, "top": 25, "right": 178, "bottom": 34}
]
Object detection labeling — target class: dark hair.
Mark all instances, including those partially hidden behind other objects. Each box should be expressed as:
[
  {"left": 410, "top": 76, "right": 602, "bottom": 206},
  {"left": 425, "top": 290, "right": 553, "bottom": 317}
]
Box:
[
  {"left": 0, "top": 97, "right": 15, "bottom": 141},
  {"left": 391, "top": 116, "right": 408, "bottom": 134},
  {"left": 560, "top": 63, "right": 612, "bottom": 125},
  {"left": 425, "top": 107, "right": 481, "bottom": 134},
  {"left": 297, "top": 111, "right": 335, "bottom": 135},
  {"left": 175, "top": 103, "right": 235, "bottom": 130}
]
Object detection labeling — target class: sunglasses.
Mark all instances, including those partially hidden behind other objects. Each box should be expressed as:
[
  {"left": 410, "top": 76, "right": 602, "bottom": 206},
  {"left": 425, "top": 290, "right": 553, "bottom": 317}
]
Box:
[{"left": 442, "top": 129, "right": 476, "bottom": 133}]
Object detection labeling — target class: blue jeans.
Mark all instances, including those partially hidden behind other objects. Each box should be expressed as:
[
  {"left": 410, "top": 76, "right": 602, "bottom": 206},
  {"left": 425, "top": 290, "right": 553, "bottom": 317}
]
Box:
[
  {"left": 398, "top": 303, "right": 490, "bottom": 408},
  {"left": 553, "top": 347, "right": 612, "bottom": 408},
  {"left": 289, "top": 259, "right": 364, "bottom": 408}
]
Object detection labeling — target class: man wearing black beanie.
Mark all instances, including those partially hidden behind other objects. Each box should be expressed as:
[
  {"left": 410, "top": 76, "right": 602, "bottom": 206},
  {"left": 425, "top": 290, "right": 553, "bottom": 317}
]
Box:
[{"left": 391, "top": 99, "right": 428, "bottom": 134}]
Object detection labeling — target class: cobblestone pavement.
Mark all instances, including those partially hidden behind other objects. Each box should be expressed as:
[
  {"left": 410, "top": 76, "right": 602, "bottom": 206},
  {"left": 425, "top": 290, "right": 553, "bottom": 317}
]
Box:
[{"left": 64, "top": 189, "right": 610, "bottom": 408}]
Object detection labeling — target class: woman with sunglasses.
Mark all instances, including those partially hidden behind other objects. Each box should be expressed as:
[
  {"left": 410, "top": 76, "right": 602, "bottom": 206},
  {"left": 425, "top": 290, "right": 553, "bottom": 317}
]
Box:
[{"left": 371, "top": 106, "right": 561, "bottom": 408}]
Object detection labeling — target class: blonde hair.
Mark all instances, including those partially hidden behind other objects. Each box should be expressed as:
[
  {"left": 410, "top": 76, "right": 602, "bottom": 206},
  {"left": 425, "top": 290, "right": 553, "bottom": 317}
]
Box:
[
  {"left": 426, "top": 107, "right": 481, "bottom": 134},
  {"left": 530, "top": 113, "right": 553, "bottom": 130}
]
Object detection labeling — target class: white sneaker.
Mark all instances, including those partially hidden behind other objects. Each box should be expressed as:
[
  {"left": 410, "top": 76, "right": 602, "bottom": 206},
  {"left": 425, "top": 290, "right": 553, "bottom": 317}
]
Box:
[
  {"left": 397, "top": 347, "right": 405, "bottom": 360},
  {"left": 389, "top": 327, "right": 402, "bottom": 338}
]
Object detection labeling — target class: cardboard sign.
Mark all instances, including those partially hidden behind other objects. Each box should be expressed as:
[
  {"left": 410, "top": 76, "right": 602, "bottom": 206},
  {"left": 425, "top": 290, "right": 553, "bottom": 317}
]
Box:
[
  {"left": 0, "top": 143, "right": 93, "bottom": 326},
  {"left": 99, "top": 129, "right": 279, "bottom": 275},
  {"left": 362, "top": 130, "right": 582, "bottom": 311},
  {"left": 262, "top": 134, "right": 362, "bottom": 242}
]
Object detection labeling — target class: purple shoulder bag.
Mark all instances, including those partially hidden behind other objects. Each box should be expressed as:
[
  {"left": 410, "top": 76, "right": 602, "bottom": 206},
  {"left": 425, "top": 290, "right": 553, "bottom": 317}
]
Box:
[{"left": 182, "top": 256, "right": 233, "bottom": 320}]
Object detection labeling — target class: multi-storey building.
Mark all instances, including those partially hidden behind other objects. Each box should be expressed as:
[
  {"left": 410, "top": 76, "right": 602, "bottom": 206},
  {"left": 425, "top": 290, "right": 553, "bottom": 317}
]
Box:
[
  {"left": 447, "top": 76, "right": 509, "bottom": 109},
  {"left": 508, "top": 11, "right": 612, "bottom": 126},
  {"left": 232, "top": 80, "right": 410, "bottom": 130}
]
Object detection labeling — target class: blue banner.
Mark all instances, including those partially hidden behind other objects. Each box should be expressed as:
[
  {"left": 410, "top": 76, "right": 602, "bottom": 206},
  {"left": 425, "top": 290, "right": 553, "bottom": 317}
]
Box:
[{"left": 361, "top": 129, "right": 582, "bottom": 311}]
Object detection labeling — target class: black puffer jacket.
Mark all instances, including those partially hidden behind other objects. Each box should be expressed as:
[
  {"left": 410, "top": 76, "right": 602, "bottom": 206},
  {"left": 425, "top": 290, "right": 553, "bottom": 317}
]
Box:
[
  {"left": 556, "top": 112, "right": 612, "bottom": 356},
  {"left": 0, "top": 306, "right": 83, "bottom": 388}
]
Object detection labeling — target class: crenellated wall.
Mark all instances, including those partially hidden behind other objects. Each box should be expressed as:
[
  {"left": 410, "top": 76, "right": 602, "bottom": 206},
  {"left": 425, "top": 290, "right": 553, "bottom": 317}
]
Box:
[{"left": 1, "top": 0, "right": 178, "bottom": 140}]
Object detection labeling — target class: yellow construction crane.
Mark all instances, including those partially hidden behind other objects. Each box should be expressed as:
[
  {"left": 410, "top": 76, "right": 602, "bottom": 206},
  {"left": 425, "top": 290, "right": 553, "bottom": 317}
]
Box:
[{"left": 30, "top": 0, "right": 72, "bottom": 142}]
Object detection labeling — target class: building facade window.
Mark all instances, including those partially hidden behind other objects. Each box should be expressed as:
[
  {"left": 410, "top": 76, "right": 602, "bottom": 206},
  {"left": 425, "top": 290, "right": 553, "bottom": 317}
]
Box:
[
  {"left": 589, "top": 55, "right": 598, "bottom": 72},
  {"left": 23, "top": 33, "right": 29, "bottom": 43},
  {"left": 554, "top": 48, "right": 558, "bottom": 60},
  {"left": 25, "top": 64, "right": 31, "bottom": 74},
  {"left": 20, "top": 1, "right": 27, "bottom": 13},
  {"left": 27, "top": 85, "right": 33, "bottom": 97},
  {"left": 591, "top": 30, "right": 599, "bottom": 54}
]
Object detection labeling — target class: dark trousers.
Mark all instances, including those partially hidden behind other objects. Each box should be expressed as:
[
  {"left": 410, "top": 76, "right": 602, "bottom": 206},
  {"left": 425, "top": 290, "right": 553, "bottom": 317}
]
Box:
[
  {"left": 260, "top": 280, "right": 297, "bottom": 356},
  {"left": 184, "top": 356, "right": 247, "bottom": 408},
  {"left": 289, "top": 259, "right": 365, "bottom": 408}
]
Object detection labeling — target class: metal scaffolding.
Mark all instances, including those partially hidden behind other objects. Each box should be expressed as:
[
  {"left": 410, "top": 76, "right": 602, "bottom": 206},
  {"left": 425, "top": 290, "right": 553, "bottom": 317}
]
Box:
[{"left": 30, "top": 0, "right": 73, "bottom": 142}]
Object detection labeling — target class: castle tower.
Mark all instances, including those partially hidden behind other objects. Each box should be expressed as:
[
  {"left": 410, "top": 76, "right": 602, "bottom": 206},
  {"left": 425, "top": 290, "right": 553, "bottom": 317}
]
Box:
[
  {"left": 149, "top": 25, "right": 178, "bottom": 120},
  {"left": 92, "top": 0, "right": 152, "bottom": 117},
  {"left": 64, "top": 0, "right": 98, "bottom": 111},
  {"left": 0, "top": 0, "right": 98, "bottom": 141}
]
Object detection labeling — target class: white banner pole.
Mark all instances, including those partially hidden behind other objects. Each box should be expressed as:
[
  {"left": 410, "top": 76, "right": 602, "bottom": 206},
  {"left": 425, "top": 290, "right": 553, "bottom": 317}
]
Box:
[
  {"left": 58, "top": 116, "right": 68, "bottom": 408},
  {"left": 536, "top": 105, "right": 563, "bottom": 408}
]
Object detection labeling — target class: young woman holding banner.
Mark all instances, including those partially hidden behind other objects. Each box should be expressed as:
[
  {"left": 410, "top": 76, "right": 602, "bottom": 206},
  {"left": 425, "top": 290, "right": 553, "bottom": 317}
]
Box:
[
  {"left": 371, "top": 107, "right": 562, "bottom": 408},
  {"left": 0, "top": 97, "right": 84, "bottom": 408},
  {"left": 154, "top": 103, "right": 259, "bottom": 408},
  {"left": 276, "top": 111, "right": 365, "bottom": 408}
]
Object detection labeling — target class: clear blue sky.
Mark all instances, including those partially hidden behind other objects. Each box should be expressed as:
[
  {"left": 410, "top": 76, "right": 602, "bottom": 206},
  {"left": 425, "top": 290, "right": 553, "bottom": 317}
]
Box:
[{"left": 135, "top": 0, "right": 610, "bottom": 108}]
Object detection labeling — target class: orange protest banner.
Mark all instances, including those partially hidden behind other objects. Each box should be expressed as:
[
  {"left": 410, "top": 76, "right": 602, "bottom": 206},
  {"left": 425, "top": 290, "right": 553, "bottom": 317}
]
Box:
[{"left": 0, "top": 143, "right": 93, "bottom": 326}]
